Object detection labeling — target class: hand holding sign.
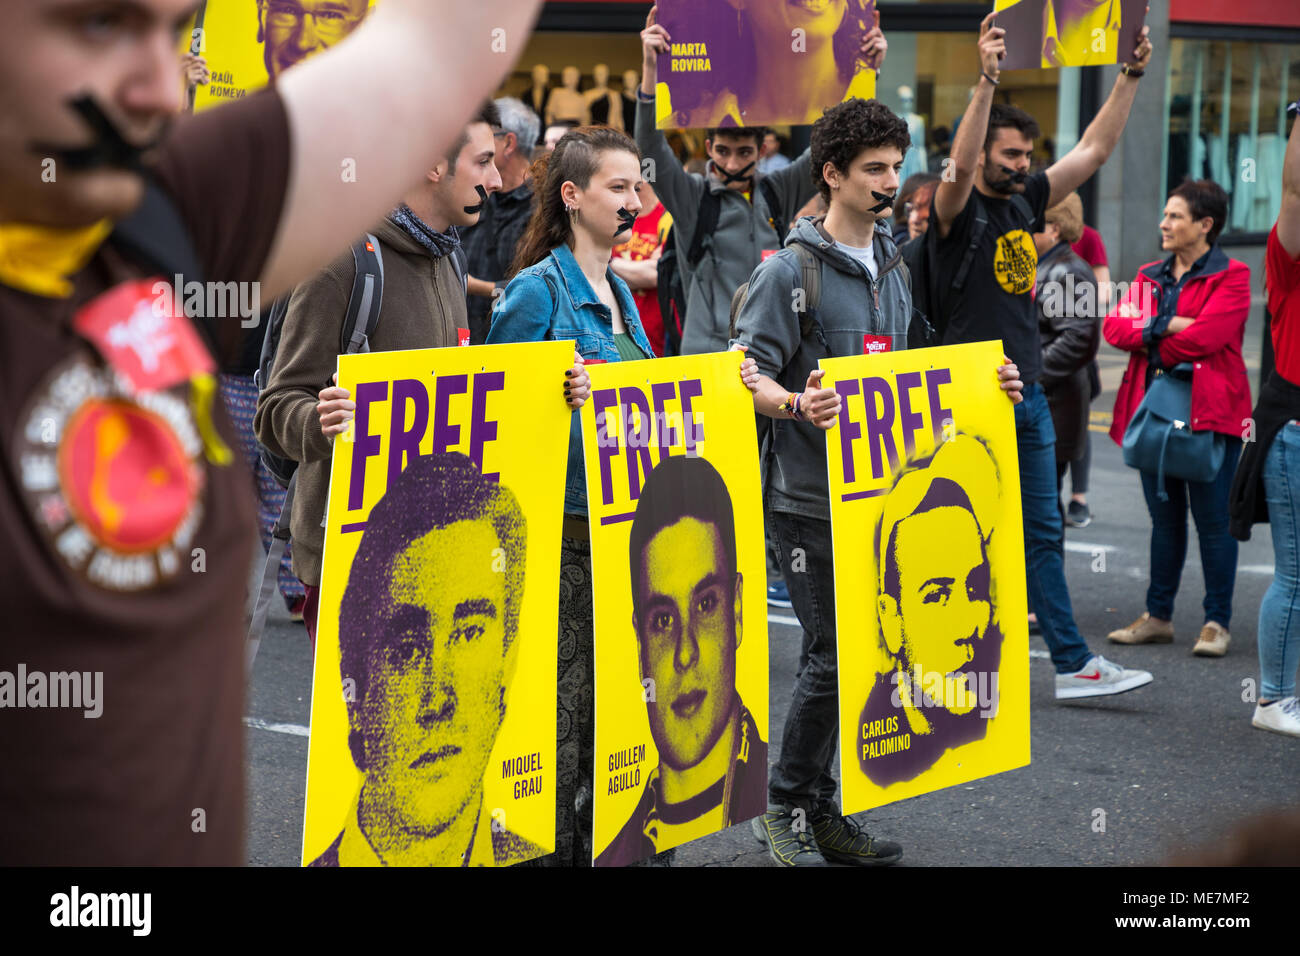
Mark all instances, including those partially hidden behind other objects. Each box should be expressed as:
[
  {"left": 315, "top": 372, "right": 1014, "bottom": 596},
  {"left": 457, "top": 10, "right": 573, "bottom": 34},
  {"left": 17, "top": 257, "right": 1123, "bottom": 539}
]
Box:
[
  {"left": 319, "top": 373, "right": 355, "bottom": 442},
  {"left": 997, "top": 359, "right": 1024, "bottom": 406},
  {"left": 979, "top": 13, "right": 1007, "bottom": 83},
  {"left": 803, "top": 368, "right": 842, "bottom": 431},
  {"left": 862, "top": 8, "right": 888, "bottom": 71},
  {"left": 1124, "top": 23, "right": 1153, "bottom": 72},
  {"left": 565, "top": 350, "right": 590, "bottom": 410}
]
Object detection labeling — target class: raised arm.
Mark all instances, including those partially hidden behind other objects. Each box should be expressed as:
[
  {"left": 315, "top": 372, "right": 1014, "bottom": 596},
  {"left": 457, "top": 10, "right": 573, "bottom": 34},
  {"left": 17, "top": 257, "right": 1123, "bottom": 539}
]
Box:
[
  {"left": 636, "top": 5, "right": 706, "bottom": 227},
  {"left": 1279, "top": 103, "right": 1300, "bottom": 259},
  {"left": 933, "top": 14, "right": 1003, "bottom": 239},
  {"left": 259, "top": 0, "right": 543, "bottom": 299},
  {"left": 1045, "top": 26, "right": 1153, "bottom": 209}
]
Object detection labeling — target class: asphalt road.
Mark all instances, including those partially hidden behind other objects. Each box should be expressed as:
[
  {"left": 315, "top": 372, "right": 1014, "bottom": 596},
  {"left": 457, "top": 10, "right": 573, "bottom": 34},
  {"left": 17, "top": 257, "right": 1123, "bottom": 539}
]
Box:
[{"left": 244, "top": 315, "right": 1299, "bottom": 867}]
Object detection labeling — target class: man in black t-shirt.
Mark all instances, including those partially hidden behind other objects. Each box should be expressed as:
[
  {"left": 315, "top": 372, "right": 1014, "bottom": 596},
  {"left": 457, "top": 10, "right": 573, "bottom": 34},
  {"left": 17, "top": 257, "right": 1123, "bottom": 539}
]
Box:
[{"left": 929, "top": 13, "right": 1155, "bottom": 701}]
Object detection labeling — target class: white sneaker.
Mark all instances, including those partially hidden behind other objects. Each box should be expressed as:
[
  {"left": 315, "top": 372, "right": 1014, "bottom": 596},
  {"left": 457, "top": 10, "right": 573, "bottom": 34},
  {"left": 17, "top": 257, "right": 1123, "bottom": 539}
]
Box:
[
  {"left": 1055, "top": 655, "right": 1154, "bottom": 700},
  {"left": 1252, "top": 697, "right": 1300, "bottom": 737}
]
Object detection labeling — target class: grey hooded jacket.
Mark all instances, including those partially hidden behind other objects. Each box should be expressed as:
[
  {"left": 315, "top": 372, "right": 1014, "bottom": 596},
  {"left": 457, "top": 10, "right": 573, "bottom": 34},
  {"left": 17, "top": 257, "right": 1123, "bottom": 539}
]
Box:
[
  {"left": 635, "top": 96, "right": 818, "bottom": 355},
  {"left": 732, "top": 216, "right": 912, "bottom": 520}
]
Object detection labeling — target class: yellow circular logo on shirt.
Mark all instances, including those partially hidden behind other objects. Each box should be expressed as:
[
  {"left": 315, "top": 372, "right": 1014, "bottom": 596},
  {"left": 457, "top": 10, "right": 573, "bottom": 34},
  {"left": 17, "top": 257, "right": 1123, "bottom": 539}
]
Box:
[{"left": 993, "top": 229, "right": 1039, "bottom": 295}]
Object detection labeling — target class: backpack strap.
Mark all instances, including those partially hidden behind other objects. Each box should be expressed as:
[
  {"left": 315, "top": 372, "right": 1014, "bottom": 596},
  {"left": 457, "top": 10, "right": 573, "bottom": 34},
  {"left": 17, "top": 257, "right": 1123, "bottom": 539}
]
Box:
[
  {"left": 758, "top": 178, "right": 787, "bottom": 246},
  {"left": 790, "top": 242, "right": 822, "bottom": 339},
  {"left": 1010, "top": 193, "right": 1035, "bottom": 228},
  {"left": 952, "top": 213, "right": 988, "bottom": 293},
  {"left": 247, "top": 231, "right": 383, "bottom": 678},
  {"left": 686, "top": 189, "right": 723, "bottom": 269},
  {"left": 340, "top": 232, "right": 384, "bottom": 354},
  {"left": 450, "top": 246, "right": 469, "bottom": 297}
]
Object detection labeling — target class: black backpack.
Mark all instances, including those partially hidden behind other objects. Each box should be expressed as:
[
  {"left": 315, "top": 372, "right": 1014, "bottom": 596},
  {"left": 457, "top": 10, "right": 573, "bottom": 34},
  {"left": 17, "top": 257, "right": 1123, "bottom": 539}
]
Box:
[
  {"left": 254, "top": 234, "right": 386, "bottom": 487},
  {"left": 246, "top": 233, "right": 384, "bottom": 672}
]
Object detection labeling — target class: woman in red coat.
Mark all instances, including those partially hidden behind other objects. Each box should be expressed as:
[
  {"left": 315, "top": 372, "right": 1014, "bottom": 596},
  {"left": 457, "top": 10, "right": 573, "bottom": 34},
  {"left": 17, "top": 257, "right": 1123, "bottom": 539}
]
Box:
[{"left": 1102, "top": 179, "right": 1252, "bottom": 657}]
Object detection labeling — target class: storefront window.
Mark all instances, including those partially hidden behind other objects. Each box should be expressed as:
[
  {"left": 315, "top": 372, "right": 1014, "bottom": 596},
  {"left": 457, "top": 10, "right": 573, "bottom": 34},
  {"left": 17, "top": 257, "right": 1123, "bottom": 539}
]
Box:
[{"left": 1164, "top": 38, "right": 1300, "bottom": 237}]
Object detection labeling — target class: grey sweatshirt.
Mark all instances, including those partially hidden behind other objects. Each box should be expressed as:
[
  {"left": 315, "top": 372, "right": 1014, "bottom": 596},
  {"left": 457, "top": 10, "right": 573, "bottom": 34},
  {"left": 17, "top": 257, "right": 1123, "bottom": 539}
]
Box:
[
  {"left": 635, "top": 97, "right": 818, "bottom": 355},
  {"left": 732, "top": 216, "right": 912, "bottom": 520}
]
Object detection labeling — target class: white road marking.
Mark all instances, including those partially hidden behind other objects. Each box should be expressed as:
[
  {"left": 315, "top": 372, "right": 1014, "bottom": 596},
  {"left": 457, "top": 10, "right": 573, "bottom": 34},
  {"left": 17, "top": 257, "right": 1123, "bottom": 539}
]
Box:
[
  {"left": 244, "top": 716, "right": 310, "bottom": 737},
  {"left": 769, "top": 613, "right": 801, "bottom": 627}
]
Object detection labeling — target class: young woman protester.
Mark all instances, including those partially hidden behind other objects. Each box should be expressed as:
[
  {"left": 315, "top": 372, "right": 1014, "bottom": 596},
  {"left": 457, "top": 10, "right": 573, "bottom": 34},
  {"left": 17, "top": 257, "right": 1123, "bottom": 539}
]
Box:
[{"left": 486, "top": 126, "right": 659, "bottom": 865}]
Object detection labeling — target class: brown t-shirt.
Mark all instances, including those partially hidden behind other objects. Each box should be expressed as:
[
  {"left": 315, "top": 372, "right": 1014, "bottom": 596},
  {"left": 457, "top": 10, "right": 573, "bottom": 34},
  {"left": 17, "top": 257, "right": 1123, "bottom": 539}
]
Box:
[{"left": 0, "top": 89, "right": 289, "bottom": 864}]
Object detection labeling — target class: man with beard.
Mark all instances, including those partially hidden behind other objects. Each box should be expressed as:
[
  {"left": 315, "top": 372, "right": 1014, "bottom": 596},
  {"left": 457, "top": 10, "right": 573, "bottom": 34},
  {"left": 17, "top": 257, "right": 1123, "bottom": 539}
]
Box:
[
  {"left": 596, "top": 456, "right": 767, "bottom": 866},
  {"left": 927, "top": 14, "right": 1154, "bottom": 701},
  {"left": 258, "top": 0, "right": 371, "bottom": 81},
  {"left": 859, "top": 436, "right": 1004, "bottom": 786}
]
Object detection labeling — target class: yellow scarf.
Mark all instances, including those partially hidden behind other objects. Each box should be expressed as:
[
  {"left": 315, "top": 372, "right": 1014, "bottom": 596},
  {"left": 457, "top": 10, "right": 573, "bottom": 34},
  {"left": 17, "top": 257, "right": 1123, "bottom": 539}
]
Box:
[{"left": 0, "top": 219, "right": 113, "bottom": 298}]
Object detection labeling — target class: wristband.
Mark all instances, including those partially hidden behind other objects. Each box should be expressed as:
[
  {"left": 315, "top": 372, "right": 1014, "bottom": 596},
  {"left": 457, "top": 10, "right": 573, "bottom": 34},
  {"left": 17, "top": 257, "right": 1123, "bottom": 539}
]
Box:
[
  {"left": 793, "top": 392, "right": 805, "bottom": 422},
  {"left": 980, "top": 70, "right": 1000, "bottom": 87},
  {"left": 1120, "top": 64, "right": 1145, "bottom": 78},
  {"left": 636, "top": 88, "right": 656, "bottom": 103}
]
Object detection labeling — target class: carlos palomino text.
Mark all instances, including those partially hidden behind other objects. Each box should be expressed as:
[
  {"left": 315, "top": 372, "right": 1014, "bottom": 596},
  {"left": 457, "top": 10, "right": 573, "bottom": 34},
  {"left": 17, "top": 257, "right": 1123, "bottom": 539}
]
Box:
[{"left": 1, "top": 665, "right": 102, "bottom": 718}]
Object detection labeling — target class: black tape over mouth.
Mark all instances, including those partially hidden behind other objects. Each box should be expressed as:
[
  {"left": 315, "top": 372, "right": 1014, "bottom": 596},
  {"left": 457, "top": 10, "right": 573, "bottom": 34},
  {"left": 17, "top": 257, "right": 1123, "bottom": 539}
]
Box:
[
  {"left": 463, "top": 184, "right": 489, "bottom": 215},
  {"left": 614, "top": 206, "right": 638, "bottom": 238},
  {"left": 991, "top": 165, "right": 1028, "bottom": 193},
  {"left": 716, "top": 160, "right": 756, "bottom": 189},
  {"left": 870, "top": 190, "right": 896, "bottom": 214},
  {"left": 31, "top": 95, "right": 161, "bottom": 174}
]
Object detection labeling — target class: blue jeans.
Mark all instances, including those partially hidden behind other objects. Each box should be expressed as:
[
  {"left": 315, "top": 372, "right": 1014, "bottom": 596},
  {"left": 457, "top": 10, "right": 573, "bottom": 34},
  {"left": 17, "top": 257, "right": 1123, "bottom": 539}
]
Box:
[
  {"left": 1259, "top": 424, "right": 1300, "bottom": 700},
  {"left": 1138, "top": 439, "right": 1241, "bottom": 627},
  {"left": 1016, "top": 385, "right": 1093, "bottom": 674},
  {"left": 767, "top": 510, "right": 840, "bottom": 811}
]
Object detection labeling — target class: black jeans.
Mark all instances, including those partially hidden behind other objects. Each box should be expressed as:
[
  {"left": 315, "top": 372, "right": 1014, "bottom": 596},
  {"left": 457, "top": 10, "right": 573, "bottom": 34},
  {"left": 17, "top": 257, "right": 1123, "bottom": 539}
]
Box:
[{"left": 767, "top": 510, "right": 840, "bottom": 811}]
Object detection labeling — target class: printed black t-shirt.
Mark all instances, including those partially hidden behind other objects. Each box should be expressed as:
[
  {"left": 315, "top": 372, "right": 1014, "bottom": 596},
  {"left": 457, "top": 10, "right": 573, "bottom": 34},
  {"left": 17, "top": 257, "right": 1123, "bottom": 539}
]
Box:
[
  {"left": 0, "top": 89, "right": 289, "bottom": 864},
  {"left": 932, "top": 171, "right": 1050, "bottom": 383}
]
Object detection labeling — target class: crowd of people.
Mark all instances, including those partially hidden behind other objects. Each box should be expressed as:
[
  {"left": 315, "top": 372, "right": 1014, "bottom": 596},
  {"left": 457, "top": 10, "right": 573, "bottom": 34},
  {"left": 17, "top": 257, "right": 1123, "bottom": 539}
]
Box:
[{"left": 3, "top": 0, "right": 1298, "bottom": 870}]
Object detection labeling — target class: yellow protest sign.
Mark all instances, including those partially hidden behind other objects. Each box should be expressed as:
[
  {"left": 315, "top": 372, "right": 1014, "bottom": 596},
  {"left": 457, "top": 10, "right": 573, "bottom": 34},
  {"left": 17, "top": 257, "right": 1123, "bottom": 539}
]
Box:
[
  {"left": 992, "top": 0, "right": 1147, "bottom": 70},
  {"left": 823, "top": 340, "right": 1030, "bottom": 815},
  {"left": 191, "top": 0, "right": 377, "bottom": 113},
  {"left": 581, "top": 352, "right": 768, "bottom": 866},
  {"left": 301, "top": 341, "right": 572, "bottom": 866}
]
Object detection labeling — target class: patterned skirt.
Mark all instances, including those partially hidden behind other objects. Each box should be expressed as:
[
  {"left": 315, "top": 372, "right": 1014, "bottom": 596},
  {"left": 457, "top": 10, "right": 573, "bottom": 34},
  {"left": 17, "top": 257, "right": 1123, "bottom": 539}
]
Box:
[{"left": 218, "top": 373, "right": 305, "bottom": 604}]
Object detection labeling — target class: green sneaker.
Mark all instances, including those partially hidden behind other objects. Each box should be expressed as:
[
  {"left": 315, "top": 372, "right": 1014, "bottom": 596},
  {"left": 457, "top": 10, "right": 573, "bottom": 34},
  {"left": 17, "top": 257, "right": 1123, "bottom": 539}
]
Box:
[
  {"left": 751, "top": 806, "right": 827, "bottom": 867},
  {"left": 810, "top": 801, "right": 902, "bottom": 866}
]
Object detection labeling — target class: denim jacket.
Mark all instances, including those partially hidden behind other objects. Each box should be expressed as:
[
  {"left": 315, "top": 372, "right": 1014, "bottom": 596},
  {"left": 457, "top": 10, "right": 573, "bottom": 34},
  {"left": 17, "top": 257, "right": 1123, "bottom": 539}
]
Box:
[{"left": 487, "top": 243, "right": 655, "bottom": 516}]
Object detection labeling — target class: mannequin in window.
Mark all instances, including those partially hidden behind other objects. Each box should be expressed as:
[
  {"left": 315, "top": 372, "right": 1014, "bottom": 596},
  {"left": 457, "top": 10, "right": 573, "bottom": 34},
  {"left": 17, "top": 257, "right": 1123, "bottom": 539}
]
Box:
[
  {"left": 898, "top": 85, "right": 928, "bottom": 183},
  {"left": 525, "top": 64, "right": 551, "bottom": 132},
  {"left": 622, "top": 69, "right": 639, "bottom": 134},
  {"left": 545, "top": 65, "right": 589, "bottom": 127},
  {"left": 585, "top": 63, "right": 622, "bottom": 130}
]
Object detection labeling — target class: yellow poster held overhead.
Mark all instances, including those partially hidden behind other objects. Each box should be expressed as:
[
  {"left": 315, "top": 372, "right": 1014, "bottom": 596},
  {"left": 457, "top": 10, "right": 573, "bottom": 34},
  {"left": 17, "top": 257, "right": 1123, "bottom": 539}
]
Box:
[
  {"left": 823, "top": 340, "right": 1030, "bottom": 815},
  {"left": 581, "top": 352, "right": 768, "bottom": 866},
  {"left": 991, "top": 0, "right": 1147, "bottom": 71},
  {"left": 190, "top": 0, "right": 377, "bottom": 113},
  {"left": 301, "top": 341, "right": 572, "bottom": 867}
]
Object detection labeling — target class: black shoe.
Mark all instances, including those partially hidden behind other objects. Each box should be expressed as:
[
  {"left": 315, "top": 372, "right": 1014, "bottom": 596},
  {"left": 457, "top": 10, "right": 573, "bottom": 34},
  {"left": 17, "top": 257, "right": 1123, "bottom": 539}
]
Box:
[
  {"left": 809, "top": 800, "right": 902, "bottom": 866},
  {"left": 1066, "top": 500, "right": 1091, "bottom": 528},
  {"left": 751, "top": 806, "right": 827, "bottom": 867}
]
